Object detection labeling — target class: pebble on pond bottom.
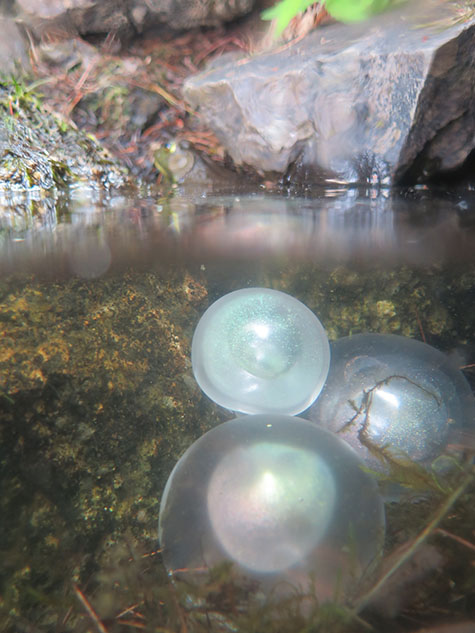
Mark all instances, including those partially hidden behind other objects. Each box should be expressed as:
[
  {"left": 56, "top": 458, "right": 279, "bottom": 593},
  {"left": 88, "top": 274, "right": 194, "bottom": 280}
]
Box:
[{"left": 159, "top": 415, "right": 385, "bottom": 604}]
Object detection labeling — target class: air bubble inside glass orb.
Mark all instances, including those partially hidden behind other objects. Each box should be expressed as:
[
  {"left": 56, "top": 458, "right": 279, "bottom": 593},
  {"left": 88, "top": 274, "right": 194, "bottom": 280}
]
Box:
[
  {"left": 191, "top": 288, "right": 330, "bottom": 415},
  {"left": 159, "top": 415, "right": 384, "bottom": 603},
  {"left": 307, "top": 334, "right": 475, "bottom": 473}
]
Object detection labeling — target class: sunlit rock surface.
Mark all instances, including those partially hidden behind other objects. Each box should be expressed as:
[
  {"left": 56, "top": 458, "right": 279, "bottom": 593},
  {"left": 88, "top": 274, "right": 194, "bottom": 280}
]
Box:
[
  {"left": 15, "top": 0, "right": 256, "bottom": 37},
  {"left": 183, "top": 0, "right": 475, "bottom": 185}
]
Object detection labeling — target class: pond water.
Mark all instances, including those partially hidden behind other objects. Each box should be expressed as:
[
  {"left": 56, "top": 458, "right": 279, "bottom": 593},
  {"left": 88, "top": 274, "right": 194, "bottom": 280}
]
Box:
[{"left": 1, "top": 185, "right": 475, "bottom": 633}]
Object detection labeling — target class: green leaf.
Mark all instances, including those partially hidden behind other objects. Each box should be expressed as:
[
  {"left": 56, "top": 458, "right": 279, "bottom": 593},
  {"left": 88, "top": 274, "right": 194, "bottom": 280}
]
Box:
[
  {"left": 325, "top": 0, "right": 390, "bottom": 23},
  {"left": 261, "top": 0, "right": 396, "bottom": 37},
  {"left": 261, "top": 0, "right": 317, "bottom": 36}
]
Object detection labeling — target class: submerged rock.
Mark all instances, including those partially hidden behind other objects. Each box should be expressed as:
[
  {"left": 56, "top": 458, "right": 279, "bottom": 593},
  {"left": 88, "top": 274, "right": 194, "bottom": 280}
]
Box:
[{"left": 183, "top": 0, "right": 475, "bottom": 185}]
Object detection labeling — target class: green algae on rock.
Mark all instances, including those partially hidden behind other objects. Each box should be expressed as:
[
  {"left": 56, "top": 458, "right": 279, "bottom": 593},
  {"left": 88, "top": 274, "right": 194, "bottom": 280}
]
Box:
[
  {"left": 1, "top": 259, "right": 475, "bottom": 632},
  {"left": 0, "top": 268, "right": 221, "bottom": 631}
]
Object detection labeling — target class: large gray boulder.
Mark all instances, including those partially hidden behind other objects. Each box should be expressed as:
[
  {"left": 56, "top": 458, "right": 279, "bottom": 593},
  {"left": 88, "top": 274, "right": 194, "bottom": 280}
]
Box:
[
  {"left": 183, "top": 0, "right": 475, "bottom": 185},
  {"left": 14, "top": 0, "right": 255, "bottom": 38}
]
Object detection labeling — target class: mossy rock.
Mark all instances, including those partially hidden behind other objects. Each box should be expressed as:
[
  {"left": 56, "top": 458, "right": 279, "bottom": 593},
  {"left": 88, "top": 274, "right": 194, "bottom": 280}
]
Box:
[{"left": 0, "top": 76, "right": 128, "bottom": 192}]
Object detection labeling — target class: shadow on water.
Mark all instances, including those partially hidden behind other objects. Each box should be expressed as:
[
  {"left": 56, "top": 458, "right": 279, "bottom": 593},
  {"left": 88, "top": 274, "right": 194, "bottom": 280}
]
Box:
[{"left": 1, "top": 185, "right": 475, "bottom": 633}]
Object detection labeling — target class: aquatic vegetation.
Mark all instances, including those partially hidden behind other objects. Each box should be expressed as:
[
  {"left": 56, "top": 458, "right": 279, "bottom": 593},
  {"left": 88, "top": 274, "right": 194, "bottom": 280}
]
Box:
[{"left": 1, "top": 263, "right": 475, "bottom": 632}]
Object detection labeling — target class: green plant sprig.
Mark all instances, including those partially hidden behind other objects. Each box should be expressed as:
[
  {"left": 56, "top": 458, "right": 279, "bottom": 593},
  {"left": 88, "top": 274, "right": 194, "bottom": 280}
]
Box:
[{"left": 261, "top": 0, "right": 394, "bottom": 37}]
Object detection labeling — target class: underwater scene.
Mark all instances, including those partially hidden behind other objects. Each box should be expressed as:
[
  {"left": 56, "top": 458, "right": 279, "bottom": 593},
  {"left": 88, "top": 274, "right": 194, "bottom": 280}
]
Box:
[{"left": 1, "top": 187, "right": 475, "bottom": 633}]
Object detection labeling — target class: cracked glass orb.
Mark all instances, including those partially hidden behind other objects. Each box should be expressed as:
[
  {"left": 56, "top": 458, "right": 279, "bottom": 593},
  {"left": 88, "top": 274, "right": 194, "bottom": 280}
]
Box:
[
  {"left": 307, "top": 334, "right": 475, "bottom": 473},
  {"left": 191, "top": 288, "right": 330, "bottom": 415},
  {"left": 159, "top": 414, "right": 385, "bottom": 603}
]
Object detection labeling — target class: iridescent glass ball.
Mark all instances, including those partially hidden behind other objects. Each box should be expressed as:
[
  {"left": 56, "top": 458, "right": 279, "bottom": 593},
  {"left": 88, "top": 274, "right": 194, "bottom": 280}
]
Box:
[
  {"left": 307, "top": 334, "right": 475, "bottom": 473},
  {"left": 159, "top": 415, "right": 384, "bottom": 603},
  {"left": 191, "top": 288, "right": 330, "bottom": 415}
]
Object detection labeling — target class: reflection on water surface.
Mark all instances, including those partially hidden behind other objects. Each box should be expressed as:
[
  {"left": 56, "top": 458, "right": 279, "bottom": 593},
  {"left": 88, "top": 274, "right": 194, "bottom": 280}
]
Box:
[
  {"left": 1, "top": 186, "right": 475, "bottom": 632},
  {"left": 1, "top": 185, "right": 475, "bottom": 276}
]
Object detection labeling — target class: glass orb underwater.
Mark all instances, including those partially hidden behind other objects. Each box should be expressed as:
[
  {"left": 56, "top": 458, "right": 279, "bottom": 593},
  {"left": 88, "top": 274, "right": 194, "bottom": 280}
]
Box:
[
  {"left": 308, "top": 333, "right": 475, "bottom": 473},
  {"left": 191, "top": 288, "right": 330, "bottom": 415},
  {"left": 159, "top": 415, "right": 385, "bottom": 603}
]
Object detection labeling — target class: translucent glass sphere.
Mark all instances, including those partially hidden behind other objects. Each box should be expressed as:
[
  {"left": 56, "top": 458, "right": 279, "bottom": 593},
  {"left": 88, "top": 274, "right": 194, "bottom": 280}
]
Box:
[
  {"left": 159, "top": 415, "right": 385, "bottom": 603},
  {"left": 191, "top": 288, "right": 330, "bottom": 415},
  {"left": 307, "top": 334, "right": 475, "bottom": 473}
]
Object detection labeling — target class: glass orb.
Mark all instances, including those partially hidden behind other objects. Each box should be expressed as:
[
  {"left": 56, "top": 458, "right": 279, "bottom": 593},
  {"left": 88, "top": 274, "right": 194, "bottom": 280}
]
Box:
[
  {"left": 307, "top": 334, "right": 475, "bottom": 473},
  {"left": 191, "top": 288, "right": 330, "bottom": 415},
  {"left": 159, "top": 415, "right": 384, "bottom": 603}
]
